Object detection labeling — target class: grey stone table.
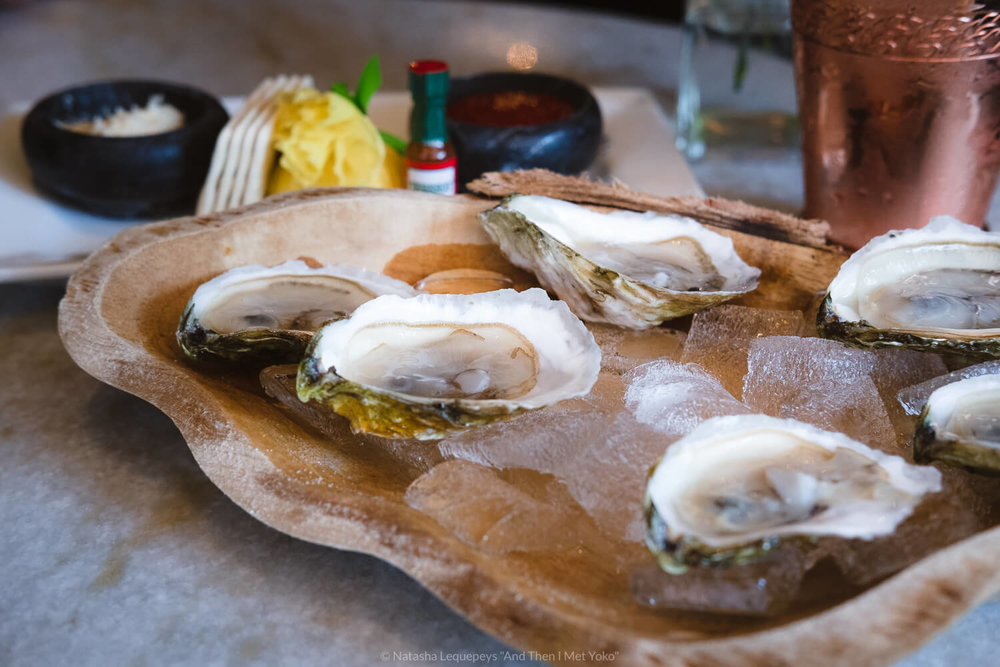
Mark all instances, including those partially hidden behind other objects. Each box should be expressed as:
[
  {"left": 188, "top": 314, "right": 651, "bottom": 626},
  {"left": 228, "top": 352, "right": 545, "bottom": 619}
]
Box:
[{"left": 2, "top": 1, "right": 998, "bottom": 665}]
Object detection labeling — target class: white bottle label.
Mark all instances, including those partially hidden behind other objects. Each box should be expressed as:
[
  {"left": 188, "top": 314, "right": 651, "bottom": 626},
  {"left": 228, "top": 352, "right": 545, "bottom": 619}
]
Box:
[{"left": 407, "top": 164, "right": 457, "bottom": 195}]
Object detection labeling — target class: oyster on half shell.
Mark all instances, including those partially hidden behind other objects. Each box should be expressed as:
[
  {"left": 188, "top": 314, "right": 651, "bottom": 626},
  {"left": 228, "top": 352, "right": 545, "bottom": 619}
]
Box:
[
  {"left": 913, "top": 374, "right": 1000, "bottom": 475},
  {"left": 177, "top": 260, "right": 416, "bottom": 366},
  {"left": 296, "top": 288, "right": 601, "bottom": 439},
  {"left": 818, "top": 216, "right": 1000, "bottom": 358},
  {"left": 479, "top": 195, "right": 760, "bottom": 329},
  {"left": 644, "top": 415, "right": 942, "bottom": 572}
]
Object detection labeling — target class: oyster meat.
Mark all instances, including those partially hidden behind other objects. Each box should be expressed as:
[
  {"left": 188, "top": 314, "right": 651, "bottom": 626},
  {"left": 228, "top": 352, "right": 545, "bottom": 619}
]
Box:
[
  {"left": 644, "top": 415, "right": 941, "bottom": 572},
  {"left": 177, "top": 259, "right": 416, "bottom": 365},
  {"left": 297, "top": 288, "right": 601, "bottom": 439},
  {"left": 914, "top": 374, "right": 1000, "bottom": 475},
  {"left": 818, "top": 216, "right": 1000, "bottom": 358},
  {"left": 479, "top": 195, "right": 760, "bottom": 328}
]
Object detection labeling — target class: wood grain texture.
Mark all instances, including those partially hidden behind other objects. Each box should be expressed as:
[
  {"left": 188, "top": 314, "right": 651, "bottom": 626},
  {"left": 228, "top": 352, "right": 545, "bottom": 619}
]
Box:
[{"left": 57, "top": 187, "right": 999, "bottom": 666}]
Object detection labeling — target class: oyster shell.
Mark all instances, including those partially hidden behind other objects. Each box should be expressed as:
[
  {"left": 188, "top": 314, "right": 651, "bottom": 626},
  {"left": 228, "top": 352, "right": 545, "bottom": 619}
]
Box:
[
  {"left": 177, "top": 259, "right": 416, "bottom": 366},
  {"left": 479, "top": 195, "right": 760, "bottom": 329},
  {"left": 644, "top": 415, "right": 941, "bottom": 572},
  {"left": 818, "top": 216, "right": 1000, "bottom": 358},
  {"left": 913, "top": 374, "right": 1000, "bottom": 475},
  {"left": 296, "top": 288, "right": 601, "bottom": 440}
]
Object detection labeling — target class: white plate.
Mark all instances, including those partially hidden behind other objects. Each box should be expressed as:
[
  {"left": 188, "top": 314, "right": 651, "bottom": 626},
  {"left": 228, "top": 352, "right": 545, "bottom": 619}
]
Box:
[{"left": 0, "top": 88, "right": 701, "bottom": 283}]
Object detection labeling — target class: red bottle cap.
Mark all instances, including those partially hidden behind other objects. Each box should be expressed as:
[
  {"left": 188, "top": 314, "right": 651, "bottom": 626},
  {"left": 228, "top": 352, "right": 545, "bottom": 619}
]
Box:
[{"left": 409, "top": 60, "right": 449, "bottom": 75}]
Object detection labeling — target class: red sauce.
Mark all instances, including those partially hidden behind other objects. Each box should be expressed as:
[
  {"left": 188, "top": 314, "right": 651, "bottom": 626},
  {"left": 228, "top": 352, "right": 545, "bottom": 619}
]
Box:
[{"left": 447, "top": 90, "right": 576, "bottom": 127}]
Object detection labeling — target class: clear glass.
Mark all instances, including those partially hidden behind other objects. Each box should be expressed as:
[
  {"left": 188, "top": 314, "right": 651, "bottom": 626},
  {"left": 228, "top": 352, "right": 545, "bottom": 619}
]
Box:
[
  {"left": 793, "top": 0, "right": 1000, "bottom": 248},
  {"left": 676, "top": 0, "right": 795, "bottom": 160}
]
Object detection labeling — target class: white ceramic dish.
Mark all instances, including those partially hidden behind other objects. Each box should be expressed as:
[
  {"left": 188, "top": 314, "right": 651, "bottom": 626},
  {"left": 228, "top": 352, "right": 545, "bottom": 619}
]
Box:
[{"left": 0, "top": 88, "right": 701, "bottom": 283}]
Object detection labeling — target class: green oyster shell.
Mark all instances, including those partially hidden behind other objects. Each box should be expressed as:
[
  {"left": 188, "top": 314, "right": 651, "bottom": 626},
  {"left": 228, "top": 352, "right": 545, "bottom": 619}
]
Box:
[
  {"left": 817, "top": 293, "right": 1000, "bottom": 360},
  {"left": 912, "top": 408, "right": 1000, "bottom": 476},
  {"left": 479, "top": 200, "right": 757, "bottom": 329},
  {"left": 643, "top": 493, "right": 781, "bottom": 573},
  {"left": 176, "top": 302, "right": 314, "bottom": 367},
  {"left": 295, "top": 328, "right": 525, "bottom": 440},
  {"left": 176, "top": 260, "right": 415, "bottom": 369}
]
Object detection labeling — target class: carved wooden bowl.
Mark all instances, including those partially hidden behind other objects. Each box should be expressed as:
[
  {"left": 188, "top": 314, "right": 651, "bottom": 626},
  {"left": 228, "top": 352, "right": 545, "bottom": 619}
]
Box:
[{"left": 58, "top": 186, "right": 1000, "bottom": 665}]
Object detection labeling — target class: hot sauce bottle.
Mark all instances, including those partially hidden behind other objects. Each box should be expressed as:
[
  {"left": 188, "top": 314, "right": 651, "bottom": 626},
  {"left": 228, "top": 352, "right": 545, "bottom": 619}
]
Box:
[{"left": 405, "top": 60, "right": 457, "bottom": 195}]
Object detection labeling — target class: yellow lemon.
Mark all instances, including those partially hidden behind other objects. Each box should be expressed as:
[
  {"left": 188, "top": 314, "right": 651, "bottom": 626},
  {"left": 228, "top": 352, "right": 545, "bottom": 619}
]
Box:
[
  {"left": 267, "top": 88, "right": 403, "bottom": 194},
  {"left": 375, "top": 142, "right": 406, "bottom": 189}
]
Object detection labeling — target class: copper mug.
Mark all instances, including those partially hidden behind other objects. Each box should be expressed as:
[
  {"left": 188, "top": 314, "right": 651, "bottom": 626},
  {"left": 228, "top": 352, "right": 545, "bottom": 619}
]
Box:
[{"left": 792, "top": 0, "right": 1000, "bottom": 248}]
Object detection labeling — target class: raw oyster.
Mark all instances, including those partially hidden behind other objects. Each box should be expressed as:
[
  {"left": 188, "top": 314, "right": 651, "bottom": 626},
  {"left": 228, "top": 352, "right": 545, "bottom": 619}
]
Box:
[
  {"left": 818, "top": 216, "right": 1000, "bottom": 358},
  {"left": 479, "top": 195, "right": 760, "bottom": 329},
  {"left": 177, "top": 259, "right": 416, "bottom": 365},
  {"left": 297, "top": 288, "right": 601, "bottom": 439},
  {"left": 644, "top": 415, "right": 941, "bottom": 572},
  {"left": 913, "top": 374, "right": 1000, "bottom": 475}
]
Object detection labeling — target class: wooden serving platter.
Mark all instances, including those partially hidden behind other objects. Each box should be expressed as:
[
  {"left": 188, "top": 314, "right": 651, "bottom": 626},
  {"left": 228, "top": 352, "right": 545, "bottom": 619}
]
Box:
[{"left": 58, "top": 186, "right": 1000, "bottom": 666}]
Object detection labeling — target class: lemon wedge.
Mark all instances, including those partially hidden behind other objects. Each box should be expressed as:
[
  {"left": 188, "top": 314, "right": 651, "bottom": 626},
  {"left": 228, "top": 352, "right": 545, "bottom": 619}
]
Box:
[{"left": 267, "top": 87, "right": 403, "bottom": 193}]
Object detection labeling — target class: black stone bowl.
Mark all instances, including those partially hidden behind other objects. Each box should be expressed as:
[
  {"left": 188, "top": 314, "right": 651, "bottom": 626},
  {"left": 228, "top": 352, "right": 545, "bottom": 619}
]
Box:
[
  {"left": 21, "top": 80, "right": 229, "bottom": 219},
  {"left": 446, "top": 72, "right": 602, "bottom": 191}
]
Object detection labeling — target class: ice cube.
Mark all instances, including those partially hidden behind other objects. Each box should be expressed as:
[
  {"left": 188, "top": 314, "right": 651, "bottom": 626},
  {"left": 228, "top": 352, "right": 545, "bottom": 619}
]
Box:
[
  {"left": 439, "top": 371, "right": 668, "bottom": 542},
  {"left": 624, "top": 360, "right": 751, "bottom": 439},
  {"left": 742, "top": 336, "right": 896, "bottom": 449},
  {"left": 562, "top": 411, "right": 668, "bottom": 543},
  {"left": 871, "top": 349, "right": 949, "bottom": 402},
  {"left": 405, "top": 460, "right": 595, "bottom": 554},
  {"left": 823, "top": 470, "right": 989, "bottom": 586},
  {"left": 630, "top": 547, "right": 809, "bottom": 617},
  {"left": 680, "top": 305, "right": 808, "bottom": 398},
  {"left": 437, "top": 371, "right": 624, "bottom": 471},
  {"left": 869, "top": 349, "right": 948, "bottom": 446},
  {"left": 897, "top": 360, "right": 1000, "bottom": 417},
  {"left": 437, "top": 404, "right": 604, "bottom": 472},
  {"left": 590, "top": 323, "right": 686, "bottom": 375}
]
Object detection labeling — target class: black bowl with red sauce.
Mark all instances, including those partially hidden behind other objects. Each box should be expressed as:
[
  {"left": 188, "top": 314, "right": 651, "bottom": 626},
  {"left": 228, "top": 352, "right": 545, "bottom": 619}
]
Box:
[{"left": 446, "top": 72, "right": 602, "bottom": 190}]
